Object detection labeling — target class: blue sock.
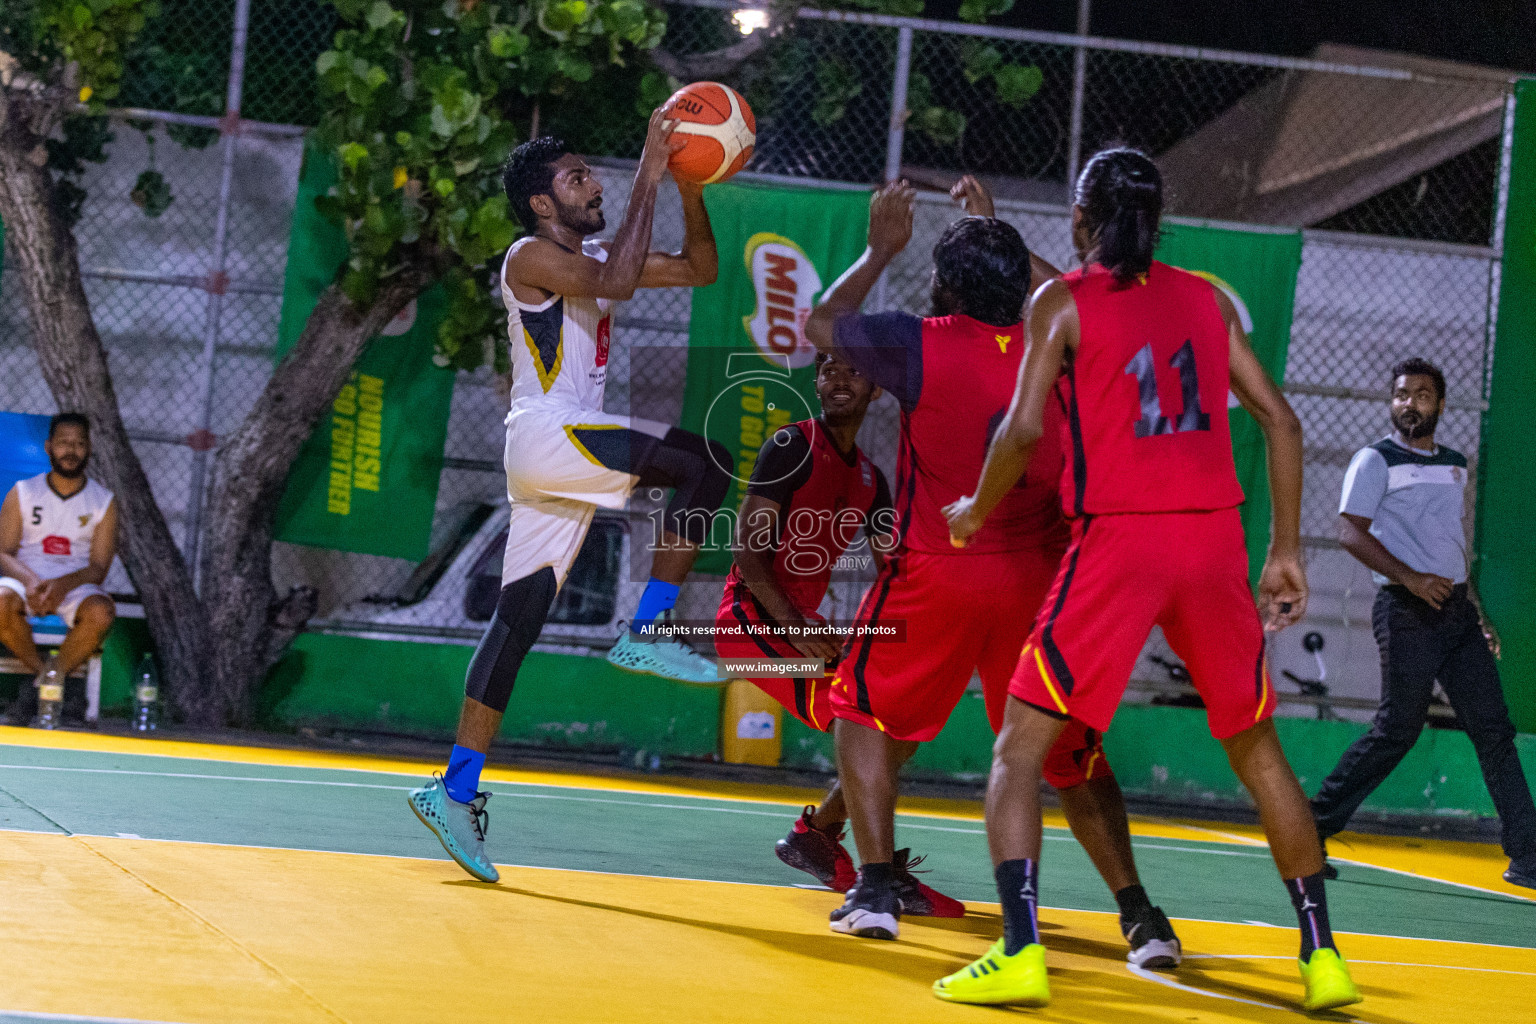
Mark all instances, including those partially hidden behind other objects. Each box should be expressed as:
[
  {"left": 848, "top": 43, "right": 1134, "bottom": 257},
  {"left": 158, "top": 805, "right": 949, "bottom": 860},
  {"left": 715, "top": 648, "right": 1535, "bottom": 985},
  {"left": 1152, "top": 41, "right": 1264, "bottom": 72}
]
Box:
[
  {"left": 630, "top": 577, "right": 680, "bottom": 634},
  {"left": 443, "top": 744, "right": 486, "bottom": 803}
]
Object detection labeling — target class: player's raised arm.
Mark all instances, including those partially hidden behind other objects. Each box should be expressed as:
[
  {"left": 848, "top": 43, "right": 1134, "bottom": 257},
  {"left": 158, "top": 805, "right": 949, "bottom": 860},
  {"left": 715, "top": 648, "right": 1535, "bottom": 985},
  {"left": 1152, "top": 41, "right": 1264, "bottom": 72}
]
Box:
[
  {"left": 509, "top": 105, "right": 683, "bottom": 302},
  {"left": 1220, "top": 285, "right": 1307, "bottom": 630},
  {"left": 636, "top": 180, "right": 718, "bottom": 289},
  {"left": 944, "top": 278, "right": 1076, "bottom": 546},
  {"left": 804, "top": 181, "right": 915, "bottom": 353}
]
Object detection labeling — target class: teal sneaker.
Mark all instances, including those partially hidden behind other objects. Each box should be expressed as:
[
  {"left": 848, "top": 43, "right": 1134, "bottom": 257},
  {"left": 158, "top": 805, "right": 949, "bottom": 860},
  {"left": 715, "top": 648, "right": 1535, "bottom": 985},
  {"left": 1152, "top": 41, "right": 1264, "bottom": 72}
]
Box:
[
  {"left": 606, "top": 630, "right": 724, "bottom": 686},
  {"left": 408, "top": 776, "right": 500, "bottom": 882}
]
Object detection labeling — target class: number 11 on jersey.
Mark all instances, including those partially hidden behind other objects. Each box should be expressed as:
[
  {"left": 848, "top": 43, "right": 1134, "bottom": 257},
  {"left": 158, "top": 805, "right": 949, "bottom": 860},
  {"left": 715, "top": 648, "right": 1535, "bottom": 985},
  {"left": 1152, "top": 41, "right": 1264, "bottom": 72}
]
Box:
[{"left": 1124, "top": 338, "right": 1212, "bottom": 438}]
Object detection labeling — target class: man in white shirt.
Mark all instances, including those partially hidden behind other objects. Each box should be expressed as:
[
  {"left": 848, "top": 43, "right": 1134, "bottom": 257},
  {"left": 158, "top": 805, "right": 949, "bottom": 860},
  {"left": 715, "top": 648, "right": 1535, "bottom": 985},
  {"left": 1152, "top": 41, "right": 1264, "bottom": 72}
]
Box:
[{"left": 0, "top": 413, "right": 118, "bottom": 723}]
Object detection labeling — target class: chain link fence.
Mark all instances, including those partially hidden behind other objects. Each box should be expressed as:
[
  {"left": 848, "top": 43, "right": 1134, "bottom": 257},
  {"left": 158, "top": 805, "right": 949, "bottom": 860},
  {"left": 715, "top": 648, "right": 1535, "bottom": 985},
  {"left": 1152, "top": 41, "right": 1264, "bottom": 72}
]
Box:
[{"left": 0, "top": 0, "right": 1514, "bottom": 718}]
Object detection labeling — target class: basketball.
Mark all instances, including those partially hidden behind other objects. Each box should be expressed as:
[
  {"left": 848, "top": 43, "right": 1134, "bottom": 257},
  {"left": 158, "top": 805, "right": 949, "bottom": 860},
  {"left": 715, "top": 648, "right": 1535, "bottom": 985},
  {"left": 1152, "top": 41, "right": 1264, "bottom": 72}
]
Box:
[{"left": 666, "top": 81, "right": 756, "bottom": 185}]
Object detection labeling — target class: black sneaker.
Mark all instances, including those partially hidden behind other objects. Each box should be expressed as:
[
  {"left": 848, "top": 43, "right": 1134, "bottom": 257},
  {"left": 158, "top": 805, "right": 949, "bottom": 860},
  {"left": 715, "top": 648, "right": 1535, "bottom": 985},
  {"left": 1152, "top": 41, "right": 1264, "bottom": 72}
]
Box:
[
  {"left": 891, "top": 848, "right": 966, "bottom": 918},
  {"left": 1122, "top": 906, "right": 1182, "bottom": 969},
  {"left": 1504, "top": 856, "right": 1536, "bottom": 890},
  {"left": 775, "top": 806, "right": 857, "bottom": 892},
  {"left": 829, "top": 870, "right": 901, "bottom": 940}
]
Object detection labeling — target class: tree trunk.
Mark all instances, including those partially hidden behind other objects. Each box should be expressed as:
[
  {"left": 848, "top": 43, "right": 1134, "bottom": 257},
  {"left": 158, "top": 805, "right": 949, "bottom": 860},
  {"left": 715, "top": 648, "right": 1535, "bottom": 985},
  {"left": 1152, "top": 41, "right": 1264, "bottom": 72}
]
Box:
[
  {"left": 0, "top": 108, "right": 215, "bottom": 720},
  {"left": 199, "top": 265, "right": 439, "bottom": 722}
]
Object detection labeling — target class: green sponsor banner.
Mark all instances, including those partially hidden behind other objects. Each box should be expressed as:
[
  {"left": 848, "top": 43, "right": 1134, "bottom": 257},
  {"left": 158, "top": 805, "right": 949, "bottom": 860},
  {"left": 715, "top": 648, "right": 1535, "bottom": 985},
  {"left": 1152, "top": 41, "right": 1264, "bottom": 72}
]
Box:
[
  {"left": 1156, "top": 223, "right": 1303, "bottom": 583},
  {"left": 273, "top": 145, "right": 455, "bottom": 561},
  {"left": 680, "top": 182, "right": 871, "bottom": 574},
  {"left": 1477, "top": 79, "right": 1536, "bottom": 732}
]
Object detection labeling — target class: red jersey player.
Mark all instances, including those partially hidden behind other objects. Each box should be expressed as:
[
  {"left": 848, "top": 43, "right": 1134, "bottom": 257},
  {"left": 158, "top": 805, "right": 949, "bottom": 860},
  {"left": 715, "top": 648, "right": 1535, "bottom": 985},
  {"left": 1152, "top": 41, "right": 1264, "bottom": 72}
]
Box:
[
  {"left": 936, "top": 148, "right": 1359, "bottom": 1013},
  {"left": 715, "top": 352, "right": 962, "bottom": 915},
  {"left": 798, "top": 178, "right": 1181, "bottom": 969}
]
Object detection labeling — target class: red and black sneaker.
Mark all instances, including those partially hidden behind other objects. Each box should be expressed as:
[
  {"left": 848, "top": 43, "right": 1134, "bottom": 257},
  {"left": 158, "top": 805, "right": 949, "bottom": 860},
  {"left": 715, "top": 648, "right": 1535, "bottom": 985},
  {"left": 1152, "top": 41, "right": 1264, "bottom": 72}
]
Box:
[
  {"left": 775, "top": 805, "right": 858, "bottom": 892},
  {"left": 892, "top": 848, "right": 967, "bottom": 918}
]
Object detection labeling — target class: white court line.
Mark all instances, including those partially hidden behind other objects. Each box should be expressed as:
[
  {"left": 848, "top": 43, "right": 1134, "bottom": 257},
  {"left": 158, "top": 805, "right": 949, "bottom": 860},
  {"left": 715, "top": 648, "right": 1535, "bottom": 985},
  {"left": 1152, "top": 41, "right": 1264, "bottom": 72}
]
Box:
[
  {"left": 4, "top": 762, "right": 1529, "bottom": 903},
  {"left": 0, "top": 764, "right": 1289, "bottom": 862},
  {"left": 1183, "top": 953, "right": 1536, "bottom": 977},
  {"left": 5, "top": 825, "right": 1534, "bottom": 951},
  {"left": 1126, "top": 963, "right": 1364, "bottom": 1023},
  {"left": 1327, "top": 854, "right": 1536, "bottom": 904},
  {"left": 1170, "top": 822, "right": 1270, "bottom": 847}
]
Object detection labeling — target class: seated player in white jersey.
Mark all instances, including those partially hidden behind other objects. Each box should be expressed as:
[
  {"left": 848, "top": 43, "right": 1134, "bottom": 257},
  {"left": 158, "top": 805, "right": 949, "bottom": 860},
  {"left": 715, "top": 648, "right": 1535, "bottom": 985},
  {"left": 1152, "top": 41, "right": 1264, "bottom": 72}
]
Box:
[
  {"left": 408, "top": 106, "right": 735, "bottom": 882},
  {"left": 0, "top": 413, "right": 117, "bottom": 724}
]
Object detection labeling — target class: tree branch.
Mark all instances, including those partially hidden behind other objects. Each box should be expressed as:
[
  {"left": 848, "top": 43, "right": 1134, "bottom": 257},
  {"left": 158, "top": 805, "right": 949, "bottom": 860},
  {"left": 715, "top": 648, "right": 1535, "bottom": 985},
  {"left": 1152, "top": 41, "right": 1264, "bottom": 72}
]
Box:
[{"left": 649, "top": 32, "right": 769, "bottom": 81}]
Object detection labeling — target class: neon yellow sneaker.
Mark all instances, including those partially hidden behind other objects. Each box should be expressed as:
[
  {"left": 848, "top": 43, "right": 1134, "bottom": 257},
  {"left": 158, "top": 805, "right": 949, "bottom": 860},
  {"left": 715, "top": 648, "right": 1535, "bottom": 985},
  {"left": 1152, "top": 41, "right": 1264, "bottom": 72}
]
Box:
[
  {"left": 932, "top": 940, "right": 1049, "bottom": 1006},
  {"left": 1299, "top": 948, "right": 1362, "bottom": 1012}
]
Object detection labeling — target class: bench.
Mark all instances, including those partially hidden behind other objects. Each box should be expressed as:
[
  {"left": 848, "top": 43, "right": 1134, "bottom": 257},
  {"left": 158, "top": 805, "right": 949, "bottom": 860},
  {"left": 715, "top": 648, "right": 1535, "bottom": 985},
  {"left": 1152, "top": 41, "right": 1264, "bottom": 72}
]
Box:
[{"left": 0, "top": 613, "right": 104, "bottom": 723}]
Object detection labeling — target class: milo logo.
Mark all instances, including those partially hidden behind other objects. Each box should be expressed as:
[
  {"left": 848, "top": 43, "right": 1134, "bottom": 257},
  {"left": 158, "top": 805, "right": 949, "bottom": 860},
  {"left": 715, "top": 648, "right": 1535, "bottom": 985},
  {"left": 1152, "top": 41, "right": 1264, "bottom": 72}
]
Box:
[{"left": 741, "top": 232, "right": 822, "bottom": 370}]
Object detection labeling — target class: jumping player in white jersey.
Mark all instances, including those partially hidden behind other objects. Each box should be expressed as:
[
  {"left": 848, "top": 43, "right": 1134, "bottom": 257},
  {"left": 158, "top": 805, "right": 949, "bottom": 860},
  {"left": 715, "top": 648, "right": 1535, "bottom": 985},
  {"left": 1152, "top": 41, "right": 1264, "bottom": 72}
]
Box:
[
  {"left": 409, "top": 105, "right": 733, "bottom": 882},
  {"left": 0, "top": 413, "right": 118, "bottom": 725}
]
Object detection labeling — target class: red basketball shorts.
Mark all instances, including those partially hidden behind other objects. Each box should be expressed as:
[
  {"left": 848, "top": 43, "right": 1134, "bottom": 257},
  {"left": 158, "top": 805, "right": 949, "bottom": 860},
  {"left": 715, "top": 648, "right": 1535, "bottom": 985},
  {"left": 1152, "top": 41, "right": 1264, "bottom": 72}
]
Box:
[
  {"left": 714, "top": 585, "right": 834, "bottom": 732},
  {"left": 1010, "top": 508, "right": 1273, "bottom": 741},
  {"left": 827, "top": 546, "right": 1109, "bottom": 788}
]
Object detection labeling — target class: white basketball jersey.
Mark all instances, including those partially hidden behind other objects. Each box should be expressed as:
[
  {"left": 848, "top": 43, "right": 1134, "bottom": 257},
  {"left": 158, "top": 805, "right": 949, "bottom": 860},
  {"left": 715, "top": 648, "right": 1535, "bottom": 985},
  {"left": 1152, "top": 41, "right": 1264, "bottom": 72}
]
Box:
[
  {"left": 501, "top": 237, "right": 615, "bottom": 414},
  {"left": 12, "top": 473, "right": 114, "bottom": 577}
]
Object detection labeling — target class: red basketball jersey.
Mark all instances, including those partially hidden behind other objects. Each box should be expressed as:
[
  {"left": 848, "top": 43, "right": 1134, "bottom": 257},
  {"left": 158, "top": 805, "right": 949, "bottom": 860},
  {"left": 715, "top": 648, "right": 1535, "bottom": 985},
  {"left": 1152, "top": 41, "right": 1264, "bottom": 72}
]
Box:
[
  {"left": 725, "top": 418, "right": 886, "bottom": 615},
  {"left": 1055, "top": 261, "right": 1244, "bottom": 516},
  {"left": 902, "top": 315, "right": 1069, "bottom": 554}
]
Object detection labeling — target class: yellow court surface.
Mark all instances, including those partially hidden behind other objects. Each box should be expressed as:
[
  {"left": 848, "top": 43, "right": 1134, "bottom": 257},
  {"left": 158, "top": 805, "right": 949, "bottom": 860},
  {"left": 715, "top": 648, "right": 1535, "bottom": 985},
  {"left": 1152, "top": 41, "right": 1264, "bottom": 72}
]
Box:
[{"left": 0, "top": 727, "right": 1532, "bottom": 1024}]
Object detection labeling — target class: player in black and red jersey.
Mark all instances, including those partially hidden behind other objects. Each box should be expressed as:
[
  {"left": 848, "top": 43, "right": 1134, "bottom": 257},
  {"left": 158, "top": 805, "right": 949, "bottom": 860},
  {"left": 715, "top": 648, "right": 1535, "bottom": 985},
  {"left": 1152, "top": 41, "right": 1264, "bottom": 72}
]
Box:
[
  {"left": 715, "top": 351, "right": 965, "bottom": 916},
  {"left": 937, "top": 148, "right": 1358, "bottom": 1012},
  {"left": 791, "top": 177, "right": 1180, "bottom": 967}
]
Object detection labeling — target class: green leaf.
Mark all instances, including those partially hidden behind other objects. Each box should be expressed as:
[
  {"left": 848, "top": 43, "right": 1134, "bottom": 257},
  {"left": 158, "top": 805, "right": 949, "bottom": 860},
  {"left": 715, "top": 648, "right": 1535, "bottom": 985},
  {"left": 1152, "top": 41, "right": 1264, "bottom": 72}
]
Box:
[
  {"left": 911, "top": 106, "right": 967, "bottom": 145},
  {"left": 957, "top": 0, "right": 1014, "bottom": 22},
  {"left": 338, "top": 141, "right": 369, "bottom": 171},
  {"left": 962, "top": 44, "right": 1003, "bottom": 84},
  {"left": 636, "top": 69, "right": 674, "bottom": 118},
  {"left": 316, "top": 51, "right": 341, "bottom": 75},
  {"left": 434, "top": 178, "right": 456, "bottom": 198},
  {"left": 365, "top": 0, "right": 397, "bottom": 30},
  {"left": 905, "top": 71, "right": 932, "bottom": 113},
  {"left": 487, "top": 26, "right": 529, "bottom": 58},
  {"left": 812, "top": 58, "right": 862, "bottom": 126},
  {"left": 993, "top": 63, "right": 1043, "bottom": 108},
  {"left": 556, "top": 51, "right": 594, "bottom": 82},
  {"left": 129, "top": 169, "right": 173, "bottom": 217}
]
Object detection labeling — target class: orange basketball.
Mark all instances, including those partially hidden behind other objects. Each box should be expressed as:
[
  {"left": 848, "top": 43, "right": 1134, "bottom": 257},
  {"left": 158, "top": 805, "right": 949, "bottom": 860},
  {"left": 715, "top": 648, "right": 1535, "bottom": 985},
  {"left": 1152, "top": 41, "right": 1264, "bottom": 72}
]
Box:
[{"left": 666, "top": 82, "right": 756, "bottom": 185}]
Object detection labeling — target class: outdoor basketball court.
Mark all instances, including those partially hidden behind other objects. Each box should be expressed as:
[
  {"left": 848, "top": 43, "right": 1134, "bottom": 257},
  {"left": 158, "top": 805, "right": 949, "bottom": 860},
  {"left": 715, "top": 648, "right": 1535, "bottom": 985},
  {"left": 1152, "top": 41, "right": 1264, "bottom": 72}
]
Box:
[{"left": 1, "top": 726, "right": 1531, "bottom": 1023}]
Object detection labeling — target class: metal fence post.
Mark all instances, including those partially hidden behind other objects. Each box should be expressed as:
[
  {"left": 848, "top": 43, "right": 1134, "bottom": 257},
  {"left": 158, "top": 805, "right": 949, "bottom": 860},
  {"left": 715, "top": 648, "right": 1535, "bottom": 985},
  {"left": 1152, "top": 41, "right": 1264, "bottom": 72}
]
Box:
[
  {"left": 1064, "top": 0, "right": 1090, "bottom": 200},
  {"left": 871, "top": 24, "right": 913, "bottom": 311},
  {"left": 183, "top": 0, "right": 251, "bottom": 586},
  {"left": 1483, "top": 86, "right": 1518, "bottom": 402}
]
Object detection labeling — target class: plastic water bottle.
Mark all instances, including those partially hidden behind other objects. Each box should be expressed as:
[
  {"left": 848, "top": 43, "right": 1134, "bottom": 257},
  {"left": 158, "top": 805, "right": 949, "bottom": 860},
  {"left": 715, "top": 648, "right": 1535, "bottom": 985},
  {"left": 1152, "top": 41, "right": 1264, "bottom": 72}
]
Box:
[
  {"left": 35, "top": 665, "right": 62, "bottom": 730},
  {"left": 131, "top": 653, "right": 160, "bottom": 732}
]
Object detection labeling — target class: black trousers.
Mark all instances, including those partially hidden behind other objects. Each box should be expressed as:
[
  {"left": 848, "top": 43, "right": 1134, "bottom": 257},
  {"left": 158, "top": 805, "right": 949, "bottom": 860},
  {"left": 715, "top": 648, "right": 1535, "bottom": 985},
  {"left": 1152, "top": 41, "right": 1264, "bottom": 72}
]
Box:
[{"left": 1312, "top": 584, "right": 1536, "bottom": 860}]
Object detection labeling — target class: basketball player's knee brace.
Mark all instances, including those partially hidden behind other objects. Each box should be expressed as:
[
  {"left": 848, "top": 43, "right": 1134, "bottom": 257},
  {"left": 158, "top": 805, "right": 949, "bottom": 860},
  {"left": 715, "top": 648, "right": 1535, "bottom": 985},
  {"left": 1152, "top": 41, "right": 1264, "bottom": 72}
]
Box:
[
  {"left": 464, "top": 567, "right": 557, "bottom": 713},
  {"left": 649, "top": 430, "right": 732, "bottom": 545}
]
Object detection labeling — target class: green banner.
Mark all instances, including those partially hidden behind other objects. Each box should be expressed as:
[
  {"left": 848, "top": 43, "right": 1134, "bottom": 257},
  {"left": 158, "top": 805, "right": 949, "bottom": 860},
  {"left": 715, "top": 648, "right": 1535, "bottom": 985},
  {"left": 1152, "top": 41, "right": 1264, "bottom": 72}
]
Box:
[
  {"left": 273, "top": 146, "right": 455, "bottom": 561},
  {"left": 1156, "top": 223, "right": 1303, "bottom": 584},
  {"left": 680, "top": 182, "right": 871, "bottom": 574},
  {"left": 1477, "top": 79, "right": 1536, "bottom": 732}
]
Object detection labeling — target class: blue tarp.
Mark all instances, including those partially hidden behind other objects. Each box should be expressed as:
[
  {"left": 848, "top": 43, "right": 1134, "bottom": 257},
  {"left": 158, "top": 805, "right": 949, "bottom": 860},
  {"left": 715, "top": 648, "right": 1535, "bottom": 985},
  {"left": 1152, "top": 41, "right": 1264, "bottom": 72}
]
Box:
[{"left": 0, "top": 412, "right": 52, "bottom": 501}]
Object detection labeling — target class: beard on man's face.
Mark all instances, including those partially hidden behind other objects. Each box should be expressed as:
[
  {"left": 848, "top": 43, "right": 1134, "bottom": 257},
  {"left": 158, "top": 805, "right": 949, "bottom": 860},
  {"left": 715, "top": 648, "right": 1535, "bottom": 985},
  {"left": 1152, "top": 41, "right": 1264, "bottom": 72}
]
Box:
[
  {"left": 1392, "top": 407, "right": 1439, "bottom": 441},
  {"left": 556, "top": 196, "right": 605, "bottom": 236},
  {"left": 49, "top": 452, "right": 87, "bottom": 479}
]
